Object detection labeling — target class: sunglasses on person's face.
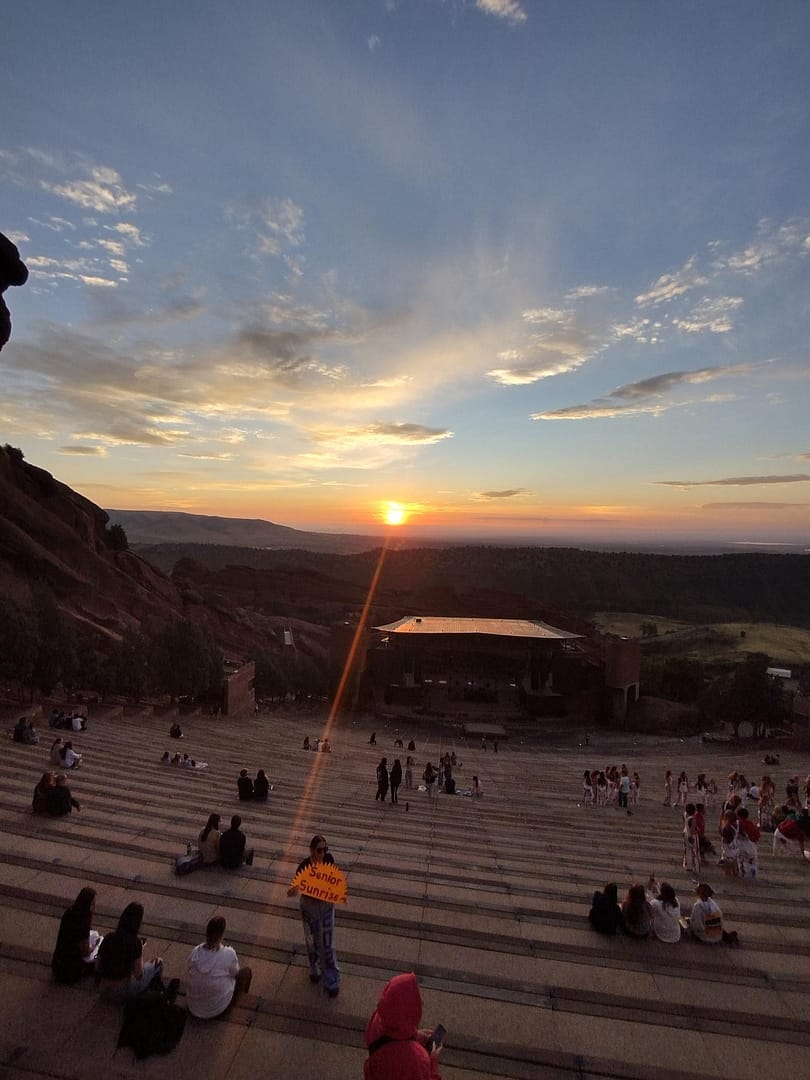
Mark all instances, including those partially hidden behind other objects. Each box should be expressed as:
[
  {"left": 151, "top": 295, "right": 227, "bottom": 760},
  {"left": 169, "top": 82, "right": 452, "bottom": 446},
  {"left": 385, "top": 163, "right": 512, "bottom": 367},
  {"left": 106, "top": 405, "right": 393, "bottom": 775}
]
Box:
[{"left": 315, "top": 845, "right": 327, "bottom": 853}]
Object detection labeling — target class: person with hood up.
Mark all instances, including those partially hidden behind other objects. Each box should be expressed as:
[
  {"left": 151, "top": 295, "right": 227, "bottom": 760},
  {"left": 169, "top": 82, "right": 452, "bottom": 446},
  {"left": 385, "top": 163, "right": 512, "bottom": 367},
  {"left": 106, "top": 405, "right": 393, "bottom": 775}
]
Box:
[{"left": 364, "top": 971, "right": 442, "bottom": 1080}]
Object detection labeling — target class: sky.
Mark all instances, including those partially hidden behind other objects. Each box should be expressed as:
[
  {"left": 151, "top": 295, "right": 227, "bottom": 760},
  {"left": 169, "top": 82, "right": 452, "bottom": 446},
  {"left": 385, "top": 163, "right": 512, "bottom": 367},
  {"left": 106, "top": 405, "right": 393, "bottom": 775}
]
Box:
[{"left": 2, "top": 0, "right": 810, "bottom": 546}]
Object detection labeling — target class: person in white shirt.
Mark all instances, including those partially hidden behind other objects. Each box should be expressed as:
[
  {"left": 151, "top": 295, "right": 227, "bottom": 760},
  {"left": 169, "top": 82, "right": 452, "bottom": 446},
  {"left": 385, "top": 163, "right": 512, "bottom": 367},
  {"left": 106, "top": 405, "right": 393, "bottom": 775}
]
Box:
[
  {"left": 645, "top": 877, "right": 681, "bottom": 942},
  {"left": 688, "top": 883, "right": 739, "bottom": 945},
  {"left": 60, "top": 742, "right": 82, "bottom": 769},
  {"left": 186, "top": 916, "right": 252, "bottom": 1019}
]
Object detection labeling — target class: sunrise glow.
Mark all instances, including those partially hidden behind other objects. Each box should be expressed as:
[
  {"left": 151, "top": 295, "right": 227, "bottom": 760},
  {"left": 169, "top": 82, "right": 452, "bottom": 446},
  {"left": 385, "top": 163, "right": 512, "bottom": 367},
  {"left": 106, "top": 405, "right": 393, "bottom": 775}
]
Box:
[{"left": 383, "top": 502, "right": 407, "bottom": 527}]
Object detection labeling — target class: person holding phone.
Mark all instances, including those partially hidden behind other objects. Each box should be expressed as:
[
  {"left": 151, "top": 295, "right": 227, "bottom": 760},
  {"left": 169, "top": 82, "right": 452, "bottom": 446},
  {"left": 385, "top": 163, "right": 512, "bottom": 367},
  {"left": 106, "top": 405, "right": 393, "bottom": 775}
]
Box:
[{"left": 364, "top": 971, "right": 443, "bottom": 1078}]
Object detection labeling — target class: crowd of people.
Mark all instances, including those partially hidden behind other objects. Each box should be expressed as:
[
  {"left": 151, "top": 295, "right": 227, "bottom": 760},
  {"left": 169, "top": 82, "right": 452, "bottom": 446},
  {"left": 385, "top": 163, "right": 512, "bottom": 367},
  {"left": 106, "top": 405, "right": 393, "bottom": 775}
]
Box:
[
  {"left": 302, "top": 735, "right": 332, "bottom": 752},
  {"left": 374, "top": 750, "right": 469, "bottom": 803},
  {"left": 160, "top": 750, "right": 208, "bottom": 768},
  {"left": 48, "top": 708, "right": 88, "bottom": 731},
  {"left": 581, "top": 764, "right": 641, "bottom": 810},
  {"left": 676, "top": 769, "right": 810, "bottom": 877},
  {"left": 50, "top": 877, "right": 442, "bottom": 1074}
]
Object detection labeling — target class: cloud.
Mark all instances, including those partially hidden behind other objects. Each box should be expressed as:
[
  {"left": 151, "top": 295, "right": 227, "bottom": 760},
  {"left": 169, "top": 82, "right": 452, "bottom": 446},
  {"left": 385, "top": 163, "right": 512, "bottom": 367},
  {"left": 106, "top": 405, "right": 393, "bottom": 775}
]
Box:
[
  {"left": 473, "top": 488, "right": 531, "bottom": 500},
  {"left": 41, "top": 165, "right": 137, "bottom": 214},
  {"left": 226, "top": 196, "right": 305, "bottom": 259},
  {"left": 564, "top": 284, "right": 613, "bottom": 301},
  {"left": 532, "top": 363, "right": 751, "bottom": 421},
  {"left": 106, "top": 222, "right": 146, "bottom": 246},
  {"left": 716, "top": 217, "right": 810, "bottom": 275},
  {"left": 673, "top": 295, "right": 743, "bottom": 334},
  {"left": 635, "top": 255, "right": 709, "bottom": 306},
  {"left": 367, "top": 34, "right": 381, "bottom": 52},
  {"left": 522, "top": 307, "right": 572, "bottom": 326},
  {"left": 56, "top": 445, "right": 106, "bottom": 456},
  {"left": 311, "top": 421, "right": 454, "bottom": 447},
  {"left": 657, "top": 474, "right": 810, "bottom": 489},
  {"left": 488, "top": 310, "right": 601, "bottom": 385},
  {"left": 476, "top": 0, "right": 528, "bottom": 25},
  {"left": 699, "top": 501, "right": 810, "bottom": 510}
]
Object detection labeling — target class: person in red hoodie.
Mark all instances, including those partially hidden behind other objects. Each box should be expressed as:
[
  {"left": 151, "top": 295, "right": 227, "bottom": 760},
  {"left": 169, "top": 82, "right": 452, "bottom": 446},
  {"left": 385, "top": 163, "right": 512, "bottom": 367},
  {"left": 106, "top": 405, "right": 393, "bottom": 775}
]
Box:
[{"left": 364, "top": 972, "right": 442, "bottom": 1080}]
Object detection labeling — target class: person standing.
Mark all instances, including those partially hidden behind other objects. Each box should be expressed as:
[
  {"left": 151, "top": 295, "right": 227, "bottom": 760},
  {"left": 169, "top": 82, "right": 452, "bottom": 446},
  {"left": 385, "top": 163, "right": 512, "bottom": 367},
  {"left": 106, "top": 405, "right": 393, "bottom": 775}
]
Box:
[
  {"left": 375, "top": 758, "right": 389, "bottom": 803},
  {"left": 186, "top": 916, "right": 252, "bottom": 1019},
  {"left": 404, "top": 756, "right": 414, "bottom": 790},
  {"left": 287, "top": 834, "right": 340, "bottom": 998},
  {"left": 677, "top": 772, "right": 689, "bottom": 807},
  {"left": 682, "top": 804, "right": 701, "bottom": 873},
  {"left": 618, "top": 767, "right": 631, "bottom": 810},
  {"left": 736, "top": 807, "right": 760, "bottom": 878},
  {"left": 390, "top": 758, "right": 403, "bottom": 805},
  {"left": 663, "top": 770, "right": 673, "bottom": 807},
  {"left": 423, "top": 762, "right": 438, "bottom": 800},
  {"left": 219, "top": 815, "right": 255, "bottom": 868}
]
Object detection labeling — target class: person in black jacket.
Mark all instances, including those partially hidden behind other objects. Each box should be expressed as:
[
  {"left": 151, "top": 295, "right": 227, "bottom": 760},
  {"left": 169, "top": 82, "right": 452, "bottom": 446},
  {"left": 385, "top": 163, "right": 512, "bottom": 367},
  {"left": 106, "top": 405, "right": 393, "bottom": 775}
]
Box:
[
  {"left": 389, "top": 759, "right": 403, "bottom": 805},
  {"left": 237, "top": 769, "right": 254, "bottom": 801},
  {"left": 46, "top": 774, "right": 81, "bottom": 816},
  {"left": 52, "top": 886, "right": 103, "bottom": 984},
  {"left": 375, "top": 758, "right": 389, "bottom": 803},
  {"left": 219, "top": 815, "right": 255, "bottom": 868},
  {"left": 254, "top": 769, "right": 270, "bottom": 801},
  {"left": 588, "top": 883, "right": 624, "bottom": 935}
]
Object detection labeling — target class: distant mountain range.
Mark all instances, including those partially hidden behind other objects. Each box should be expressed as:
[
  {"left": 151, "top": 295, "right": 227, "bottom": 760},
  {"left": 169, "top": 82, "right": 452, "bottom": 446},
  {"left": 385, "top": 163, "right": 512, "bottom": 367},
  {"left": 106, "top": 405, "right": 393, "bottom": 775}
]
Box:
[{"left": 105, "top": 509, "right": 397, "bottom": 554}]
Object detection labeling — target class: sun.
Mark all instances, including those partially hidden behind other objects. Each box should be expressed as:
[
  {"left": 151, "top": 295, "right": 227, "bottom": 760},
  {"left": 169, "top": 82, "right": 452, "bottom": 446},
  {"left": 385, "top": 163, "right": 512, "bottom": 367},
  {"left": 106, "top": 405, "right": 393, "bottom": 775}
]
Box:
[{"left": 383, "top": 501, "right": 407, "bottom": 526}]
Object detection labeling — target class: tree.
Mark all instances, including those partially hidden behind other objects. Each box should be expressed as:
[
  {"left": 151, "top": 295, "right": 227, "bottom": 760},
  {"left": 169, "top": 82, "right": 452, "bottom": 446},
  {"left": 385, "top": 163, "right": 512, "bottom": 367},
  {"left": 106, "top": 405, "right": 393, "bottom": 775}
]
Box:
[
  {"left": 105, "top": 522, "right": 129, "bottom": 551},
  {"left": 105, "top": 628, "right": 152, "bottom": 700},
  {"left": 31, "top": 588, "right": 77, "bottom": 696},
  {"left": 0, "top": 597, "right": 38, "bottom": 699},
  {"left": 701, "top": 654, "right": 788, "bottom": 738},
  {"left": 150, "top": 620, "right": 222, "bottom": 702}
]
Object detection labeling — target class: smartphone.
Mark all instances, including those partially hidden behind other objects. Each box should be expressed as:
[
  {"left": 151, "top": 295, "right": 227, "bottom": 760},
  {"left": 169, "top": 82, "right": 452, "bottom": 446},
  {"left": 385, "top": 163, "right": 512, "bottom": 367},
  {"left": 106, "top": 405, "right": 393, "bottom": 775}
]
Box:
[{"left": 427, "top": 1024, "right": 446, "bottom": 1053}]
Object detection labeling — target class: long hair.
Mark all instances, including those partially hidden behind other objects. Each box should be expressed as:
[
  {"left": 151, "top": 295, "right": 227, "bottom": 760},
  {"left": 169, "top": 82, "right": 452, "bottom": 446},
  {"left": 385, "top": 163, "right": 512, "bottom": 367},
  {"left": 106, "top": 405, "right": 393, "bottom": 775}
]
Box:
[
  {"left": 73, "top": 886, "right": 96, "bottom": 917},
  {"left": 200, "top": 813, "right": 220, "bottom": 841},
  {"left": 658, "top": 883, "right": 678, "bottom": 909},
  {"left": 116, "top": 902, "right": 144, "bottom": 936},
  {"left": 622, "top": 884, "right": 648, "bottom": 922}
]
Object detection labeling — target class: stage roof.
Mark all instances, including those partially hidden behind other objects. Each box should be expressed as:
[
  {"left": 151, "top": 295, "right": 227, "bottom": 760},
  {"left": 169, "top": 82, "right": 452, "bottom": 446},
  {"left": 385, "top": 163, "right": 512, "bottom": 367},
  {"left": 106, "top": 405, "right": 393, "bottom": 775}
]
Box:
[{"left": 373, "top": 616, "right": 581, "bottom": 640}]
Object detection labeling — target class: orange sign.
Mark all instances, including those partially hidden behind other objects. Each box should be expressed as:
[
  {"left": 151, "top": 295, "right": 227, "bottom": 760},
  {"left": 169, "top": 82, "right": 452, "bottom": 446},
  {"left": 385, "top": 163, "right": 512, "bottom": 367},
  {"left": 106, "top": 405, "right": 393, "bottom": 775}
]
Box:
[{"left": 291, "top": 862, "right": 348, "bottom": 905}]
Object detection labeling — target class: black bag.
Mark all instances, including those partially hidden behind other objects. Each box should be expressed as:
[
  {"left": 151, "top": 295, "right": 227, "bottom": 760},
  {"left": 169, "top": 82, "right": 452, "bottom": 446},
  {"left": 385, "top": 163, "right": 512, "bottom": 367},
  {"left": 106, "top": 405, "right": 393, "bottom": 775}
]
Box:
[{"left": 118, "top": 996, "right": 186, "bottom": 1060}]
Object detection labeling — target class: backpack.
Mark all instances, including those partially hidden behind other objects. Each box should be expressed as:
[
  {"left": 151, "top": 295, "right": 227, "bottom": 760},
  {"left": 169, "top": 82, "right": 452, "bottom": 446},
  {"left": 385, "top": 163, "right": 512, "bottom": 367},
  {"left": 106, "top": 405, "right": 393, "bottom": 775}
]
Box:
[{"left": 117, "top": 996, "right": 186, "bottom": 1060}]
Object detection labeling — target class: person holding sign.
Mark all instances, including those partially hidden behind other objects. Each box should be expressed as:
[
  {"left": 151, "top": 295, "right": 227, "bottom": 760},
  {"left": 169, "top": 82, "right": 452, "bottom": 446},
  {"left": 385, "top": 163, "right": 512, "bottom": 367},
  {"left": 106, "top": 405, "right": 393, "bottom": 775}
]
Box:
[{"left": 287, "top": 834, "right": 342, "bottom": 998}]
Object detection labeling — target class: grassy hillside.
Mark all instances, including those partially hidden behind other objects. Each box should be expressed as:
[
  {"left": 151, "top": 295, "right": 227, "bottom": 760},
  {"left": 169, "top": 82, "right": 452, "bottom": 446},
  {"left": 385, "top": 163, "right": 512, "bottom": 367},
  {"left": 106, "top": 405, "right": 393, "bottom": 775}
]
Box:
[{"left": 593, "top": 612, "right": 810, "bottom": 666}]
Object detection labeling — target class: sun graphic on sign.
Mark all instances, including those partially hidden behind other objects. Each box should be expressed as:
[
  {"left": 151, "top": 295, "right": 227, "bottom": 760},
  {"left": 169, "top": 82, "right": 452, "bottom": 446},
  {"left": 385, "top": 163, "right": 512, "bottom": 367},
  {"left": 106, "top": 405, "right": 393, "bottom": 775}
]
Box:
[
  {"left": 291, "top": 861, "right": 348, "bottom": 904},
  {"left": 383, "top": 501, "right": 407, "bottom": 526}
]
